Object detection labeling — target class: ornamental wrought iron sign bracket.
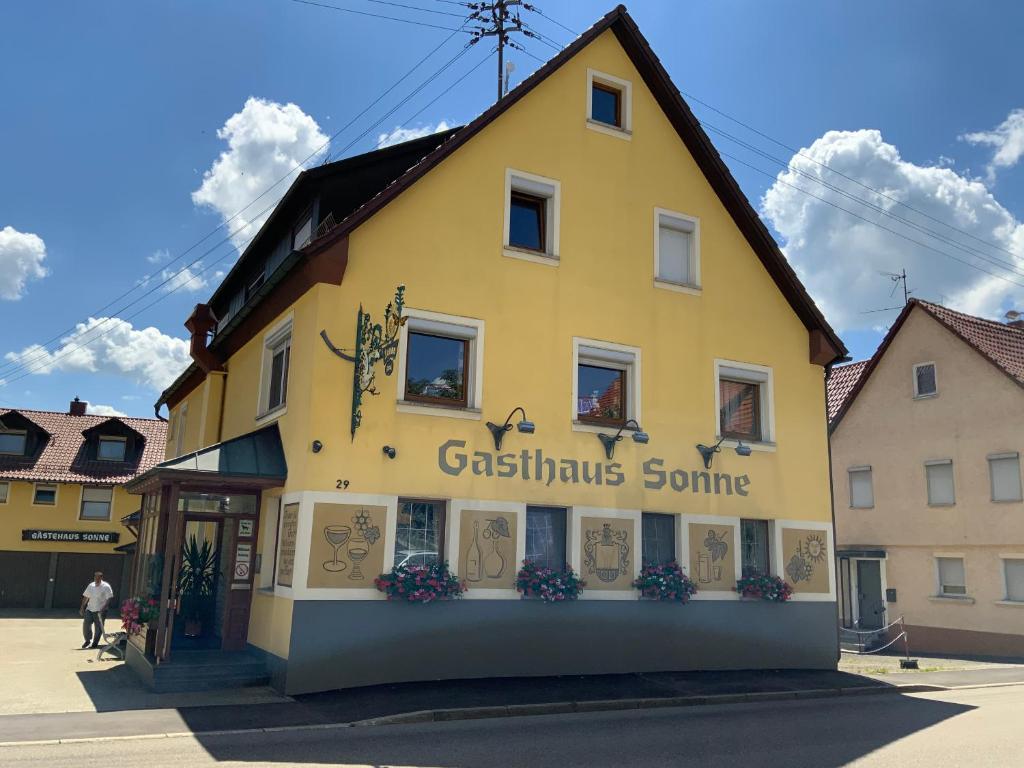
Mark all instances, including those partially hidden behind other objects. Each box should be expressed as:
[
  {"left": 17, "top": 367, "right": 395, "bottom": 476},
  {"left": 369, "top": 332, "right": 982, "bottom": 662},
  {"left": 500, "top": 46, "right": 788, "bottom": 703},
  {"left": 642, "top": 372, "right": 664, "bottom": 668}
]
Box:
[{"left": 320, "top": 284, "right": 406, "bottom": 440}]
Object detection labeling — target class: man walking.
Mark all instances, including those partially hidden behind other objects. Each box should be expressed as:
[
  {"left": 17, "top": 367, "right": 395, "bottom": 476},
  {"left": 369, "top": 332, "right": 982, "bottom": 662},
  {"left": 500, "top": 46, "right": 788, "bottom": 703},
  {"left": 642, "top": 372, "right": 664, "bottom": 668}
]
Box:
[{"left": 80, "top": 571, "right": 113, "bottom": 649}]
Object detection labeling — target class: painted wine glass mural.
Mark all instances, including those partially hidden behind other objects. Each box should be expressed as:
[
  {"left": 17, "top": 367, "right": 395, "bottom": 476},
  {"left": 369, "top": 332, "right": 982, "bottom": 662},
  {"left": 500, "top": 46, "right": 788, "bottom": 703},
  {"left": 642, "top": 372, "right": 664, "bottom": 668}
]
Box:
[
  {"left": 348, "top": 507, "right": 381, "bottom": 581},
  {"left": 700, "top": 528, "right": 729, "bottom": 584},
  {"left": 323, "top": 525, "right": 352, "bottom": 572}
]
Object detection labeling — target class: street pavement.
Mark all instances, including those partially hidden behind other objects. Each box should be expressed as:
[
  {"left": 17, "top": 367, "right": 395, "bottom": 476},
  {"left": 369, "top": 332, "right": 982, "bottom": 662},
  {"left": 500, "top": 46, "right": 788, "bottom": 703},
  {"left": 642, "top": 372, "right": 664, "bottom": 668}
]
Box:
[{"left": 3, "top": 684, "right": 1022, "bottom": 767}]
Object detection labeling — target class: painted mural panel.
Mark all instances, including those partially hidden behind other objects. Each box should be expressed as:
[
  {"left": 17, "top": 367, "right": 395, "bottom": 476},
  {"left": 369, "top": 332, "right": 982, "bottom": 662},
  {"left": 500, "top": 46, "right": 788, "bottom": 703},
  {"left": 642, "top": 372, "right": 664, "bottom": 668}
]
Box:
[
  {"left": 276, "top": 503, "right": 299, "bottom": 588},
  {"left": 688, "top": 522, "right": 735, "bottom": 591},
  {"left": 782, "top": 528, "right": 831, "bottom": 594},
  {"left": 580, "top": 516, "right": 633, "bottom": 590},
  {"left": 308, "top": 503, "right": 386, "bottom": 589},
  {"left": 458, "top": 509, "right": 517, "bottom": 589}
]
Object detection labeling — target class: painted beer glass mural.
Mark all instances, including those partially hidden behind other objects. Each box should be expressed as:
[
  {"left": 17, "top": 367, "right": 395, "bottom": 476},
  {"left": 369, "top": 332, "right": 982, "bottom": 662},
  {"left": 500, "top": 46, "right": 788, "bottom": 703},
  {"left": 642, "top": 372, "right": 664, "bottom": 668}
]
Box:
[
  {"left": 782, "top": 528, "right": 831, "bottom": 594},
  {"left": 688, "top": 522, "right": 736, "bottom": 590},
  {"left": 308, "top": 503, "right": 386, "bottom": 588},
  {"left": 458, "top": 510, "right": 517, "bottom": 589},
  {"left": 580, "top": 517, "right": 633, "bottom": 590}
]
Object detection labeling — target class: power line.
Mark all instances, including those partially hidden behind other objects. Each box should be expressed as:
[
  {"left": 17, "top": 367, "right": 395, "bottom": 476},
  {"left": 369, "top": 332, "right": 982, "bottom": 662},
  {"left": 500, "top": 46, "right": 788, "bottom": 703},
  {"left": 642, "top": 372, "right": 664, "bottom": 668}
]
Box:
[
  {"left": 287, "top": 0, "right": 472, "bottom": 31},
  {"left": 351, "top": 0, "right": 468, "bottom": 18},
  {"left": 522, "top": 2, "right": 577, "bottom": 38}
]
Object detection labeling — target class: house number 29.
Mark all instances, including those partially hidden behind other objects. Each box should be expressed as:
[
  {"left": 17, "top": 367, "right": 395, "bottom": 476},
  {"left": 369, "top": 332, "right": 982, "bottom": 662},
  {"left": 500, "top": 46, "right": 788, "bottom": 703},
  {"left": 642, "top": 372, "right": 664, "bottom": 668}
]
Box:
[{"left": 336, "top": 479, "right": 350, "bottom": 489}]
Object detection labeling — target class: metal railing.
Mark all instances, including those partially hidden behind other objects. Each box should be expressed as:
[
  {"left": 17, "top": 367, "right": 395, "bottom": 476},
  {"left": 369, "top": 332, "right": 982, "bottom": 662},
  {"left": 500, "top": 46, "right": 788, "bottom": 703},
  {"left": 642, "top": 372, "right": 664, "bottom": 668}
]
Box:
[{"left": 840, "top": 615, "right": 913, "bottom": 663}]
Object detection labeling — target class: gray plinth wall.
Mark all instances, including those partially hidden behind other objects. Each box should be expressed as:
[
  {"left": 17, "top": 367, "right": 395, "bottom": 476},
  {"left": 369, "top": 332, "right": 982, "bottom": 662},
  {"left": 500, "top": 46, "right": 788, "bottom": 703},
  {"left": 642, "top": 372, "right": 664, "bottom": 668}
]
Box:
[{"left": 260, "top": 599, "right": 838, "bottom": 695}]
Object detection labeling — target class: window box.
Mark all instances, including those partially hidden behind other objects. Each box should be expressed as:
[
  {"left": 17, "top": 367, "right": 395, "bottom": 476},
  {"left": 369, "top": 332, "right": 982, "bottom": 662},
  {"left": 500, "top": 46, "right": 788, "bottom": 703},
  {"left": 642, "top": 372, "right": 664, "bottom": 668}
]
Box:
[
  {"left": 586, "top": 69, "right": 632, "bottom": 139},
  {"left": 633, "top": 561, "right": 695, "bottom": 602},
  {"left": 503, "top": 169, "right": 560, "bottom": 262}
]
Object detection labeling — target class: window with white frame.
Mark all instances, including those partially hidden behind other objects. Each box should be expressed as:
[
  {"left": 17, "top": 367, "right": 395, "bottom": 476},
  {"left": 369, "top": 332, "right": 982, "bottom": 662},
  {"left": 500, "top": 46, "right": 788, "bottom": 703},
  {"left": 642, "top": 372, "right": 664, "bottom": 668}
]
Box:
[
  {"left": 936, "top": 556, "right": 966, "bottom": 596},
  {"left": 716, "top": 360, "right": 773, "bottom": 444},
  {"left": 913, "top": 362, "right": 937, "bottom": 397},
  {"left": 33, "top": 483, "right": 57, "bottom": 505},
  {"left": 80, "top": 486, "right": 113, "bottom": 520},
  {"left": 654, "top": 209, "right": 700, "bottom": 290},
  {"left": 174, "top": 402, "right": 188, "bottom": 457},
  {"left": 574, "top": 339, "right": 640, "bottom": 427},
  {"left": 0, "top": 429, "right": 26, "bottom": 455},
  {"left": 925, "top": 459, "right": 955, "bottom": 505},
  {"left": 97, "top": 436, "right": 127, "bottom": 461},
  {"left": 849, "top": 466, "right": 874, "bottom": 508},
  {"left": 989, "top": 453, "right": 1022, "bottom": 502},
  {"left": 398, "top": 310, "right": 484, "bottom": 413},
  {"left": 0, "top": 481, "right": 8, "bottom": 503},
  {"left": 586, "top": 69, "right": 632, "bottom": 137},
  {"left": 503, "top": 169, "right": 560, "bottom": 260},
  {"left": 260, "top": 321, "right": 292, "bottom": 416},
  {"left": 1003, "top": 558, "right": 1024, "bottom": 602}
]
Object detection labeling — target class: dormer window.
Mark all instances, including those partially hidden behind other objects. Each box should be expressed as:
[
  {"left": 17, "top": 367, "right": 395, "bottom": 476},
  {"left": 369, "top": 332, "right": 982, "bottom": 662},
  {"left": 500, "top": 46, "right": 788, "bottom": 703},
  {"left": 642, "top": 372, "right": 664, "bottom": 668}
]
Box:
[
  {"left": 0, "top": 430, "right": 26, "bottom": 455},
  {"left": 98, "top": 436, "right": 127, "bottom": 461}
]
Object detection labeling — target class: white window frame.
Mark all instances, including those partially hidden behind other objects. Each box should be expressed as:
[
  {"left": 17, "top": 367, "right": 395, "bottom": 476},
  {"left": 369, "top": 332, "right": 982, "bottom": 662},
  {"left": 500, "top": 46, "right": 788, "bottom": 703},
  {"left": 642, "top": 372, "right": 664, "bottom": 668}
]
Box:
[
  {"left": 934, "top": 555, "right": 967, "bottom": 598},
  {"left": 174, "top": 402, "right": 188, "bottom": 457},
  {"left": 0, "top": 429, "right": 27, "bottom": 456},
  {"left": 396, "top": 308, "right": 484, "bottom": 420},
  {"left": 913, "top": 361, "right": 937, "bottom": 398},
  {"left": 80, "top": 486, "right": 114, "bottom": 521},
  {"left": 503, "top": 168, "right": 560, "bottom": 265},
  {"left": 572, "top": 337, "right": 641, "bottom": 434},
  {"left": 32, "top": 482, "right": 58, "bottom": 506},
  {"left": 988, "top": 452, "right": 1023, "bottom": 503},
  {"left": 97, "top": 435, "right": 127, "bottom": 462},
  {"left": 653, "top": 208, "right": 701, "bottom": 295},
  {"left": 257, "top": 314, "right": 293, "bottom": 422},
  {"left": 998, "top": 555, "right": 1024, "bottom": 605},
  {"left": 586, "top": 68, "right": 633, "bottom": 140},
  {"left": 925, "top": 459, "right": 956, "bottom": 506},
  {"left": 848, "top": 465, "right": 874, "bottom": 509},
  {"left": 0, "top": 481, "right": 9, "bottom": 504},
  {"left": 713, "top": 358, "right": 776, "bottom": 450}
]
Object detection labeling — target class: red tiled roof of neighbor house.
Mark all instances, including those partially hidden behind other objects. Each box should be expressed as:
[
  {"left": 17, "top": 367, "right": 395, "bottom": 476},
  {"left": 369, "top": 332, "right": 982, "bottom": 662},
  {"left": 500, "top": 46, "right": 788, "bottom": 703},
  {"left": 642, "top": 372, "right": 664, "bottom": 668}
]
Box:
[
  {"left": 0, "top": 407, "right": 166, "bottom": 485},
  {"left": 826, "top": 360, "right": 868, "bottom": 423}
]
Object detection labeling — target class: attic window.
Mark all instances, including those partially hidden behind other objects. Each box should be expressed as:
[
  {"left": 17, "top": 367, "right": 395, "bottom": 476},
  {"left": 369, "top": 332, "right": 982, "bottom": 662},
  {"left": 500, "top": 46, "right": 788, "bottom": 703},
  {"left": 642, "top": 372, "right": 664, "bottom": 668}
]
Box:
[
  {"left": 586, "top": 69, "right": 632, "bottom": 138},
  {"left": 98, "top": 436, "right": 127, "bottom": 461},
  {"left": 293, "top": 212, "right": 313, "bottom": 251},
  {"left": 591, "top": 82, "right": 621, "bottom": 127},
  {"left": 0, "top": 430, "right": 26, "bottom": 456},
  {"left": 913, "top": 362, "right": 937, "bottom": 398}
]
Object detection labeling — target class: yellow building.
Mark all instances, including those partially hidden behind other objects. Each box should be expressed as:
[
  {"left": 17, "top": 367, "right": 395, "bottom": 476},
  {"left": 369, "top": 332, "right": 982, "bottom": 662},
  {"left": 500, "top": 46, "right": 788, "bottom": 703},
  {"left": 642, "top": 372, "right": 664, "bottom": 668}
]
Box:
[
  {"left": 0, "top": 398, "right": 166, "bottom": 608},
  {"left": 125, "top": 6, "right": 846, "bottom": 693}
]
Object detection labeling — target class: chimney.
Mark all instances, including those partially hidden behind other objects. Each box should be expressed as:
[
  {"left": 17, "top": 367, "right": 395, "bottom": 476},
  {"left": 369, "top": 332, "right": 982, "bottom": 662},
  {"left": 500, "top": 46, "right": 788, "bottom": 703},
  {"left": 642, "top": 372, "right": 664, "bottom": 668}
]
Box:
[
  {"left": 184, "top": 304, "right": 224, "bottom": 373},
  {"left": 69, "top": 397, "right": 87, "bottom": 417}
]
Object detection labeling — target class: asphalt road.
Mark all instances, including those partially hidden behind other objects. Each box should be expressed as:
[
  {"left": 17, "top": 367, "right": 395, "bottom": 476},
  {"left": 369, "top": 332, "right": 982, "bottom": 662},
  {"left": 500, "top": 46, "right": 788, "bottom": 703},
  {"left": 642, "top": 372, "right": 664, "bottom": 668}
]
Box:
[{"left": 3, "top": 685, "right": 1021, "bottom": 767}]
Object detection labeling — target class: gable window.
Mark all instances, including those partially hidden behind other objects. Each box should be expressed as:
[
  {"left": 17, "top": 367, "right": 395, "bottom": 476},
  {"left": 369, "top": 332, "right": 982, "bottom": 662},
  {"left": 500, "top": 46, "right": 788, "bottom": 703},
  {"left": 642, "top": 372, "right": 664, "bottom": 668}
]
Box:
[
  {"left": 740, "top": 519, "right": 770, "bottom": 577},
  {"left": 936, "top": 556, "right": 966, "bottom": 596},
  {"left": 654, "top": 209, "right": 700, "bottom": 291},
  {"left": 925, "top": 459, "right": 955, "bottom": 506},
  {"left": 913, "top": 362, "right": 937, "bottom": 398},
  {"left": 81, "top": 486, "right": 113, "bottom": 520},
  {"left": 989, "top": 453, "right": 1022, "bottom": 502},
  {"left": 33, "top": 483, "right": 57, "bottom": 506},
  {"left": 260, "top": 320, "right": 292, "bottom": 417},
  {"left": 573, "top": 339, "right": 640, "bottom": 429},
  {"left": 0, "top": 482, "right": 8, "bottom": 503},
  {"left": 716, "top": 361, "right": 773, "bottom": 444},
  {"left": 98, "top": 436, "right": 127, "bottom": 461},
  {"left": 293, "top": 211, "right": 313, "bottom": 251},
  {"left": 1003, "top": 558, "right": 1024, "bottom": 602},
  {"left": 503, "top": 169, "right": 560, "bottom": 262},
  {"left": 0, "top": 430, "right": 26, "bottom": 455},
  {"left": 394, "top": 499, "right": 445, "bottom": 567},
  {"left": 398, "top": 310, "right": 484, "bottom": 416},
  {"left": 405, "top": 332, "right": 468, "bottom": 407},
  {"left": 641, "top": 512, "right": 676, "bottom": 566},
  {"left": 849, "top": 466, "right": 874, "bottom": 508},
  {"left": 586, "top": 69, "right": 632, "bottom": 138},
  {"left": 526, "top": 506, "right": 567, "bottom": 572}
]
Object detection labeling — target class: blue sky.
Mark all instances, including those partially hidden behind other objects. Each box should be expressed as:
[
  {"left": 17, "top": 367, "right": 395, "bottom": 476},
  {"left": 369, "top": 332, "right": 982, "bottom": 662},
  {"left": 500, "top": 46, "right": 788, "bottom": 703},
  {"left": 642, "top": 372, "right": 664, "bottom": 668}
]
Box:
[{"left": 2, "top": 1, "right": 1023, "bottom": 417}]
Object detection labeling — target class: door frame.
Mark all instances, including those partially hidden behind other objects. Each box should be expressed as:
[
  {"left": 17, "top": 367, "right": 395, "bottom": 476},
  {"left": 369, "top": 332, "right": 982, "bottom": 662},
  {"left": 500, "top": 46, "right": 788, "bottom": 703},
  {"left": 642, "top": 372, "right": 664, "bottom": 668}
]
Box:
[{"left": 850, "top": 556, "right": 888, "bottom": 629}]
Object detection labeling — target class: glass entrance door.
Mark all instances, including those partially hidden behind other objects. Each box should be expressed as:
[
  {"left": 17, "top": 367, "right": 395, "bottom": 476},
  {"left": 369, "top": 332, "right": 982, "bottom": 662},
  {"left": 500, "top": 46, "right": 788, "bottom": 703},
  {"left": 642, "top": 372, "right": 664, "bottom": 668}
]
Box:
[{"left": 173, "top": 518, "right": 223, "bottom": 649}]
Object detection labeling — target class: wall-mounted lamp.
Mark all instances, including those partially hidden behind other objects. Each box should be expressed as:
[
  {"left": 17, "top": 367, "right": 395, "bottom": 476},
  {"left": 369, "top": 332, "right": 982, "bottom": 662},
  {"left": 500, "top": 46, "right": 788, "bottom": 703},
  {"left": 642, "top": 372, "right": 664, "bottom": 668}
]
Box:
[
  {"left": 382, "top": 445, "right": 397, "bottom": 459},
  {"left": 596, "top": 419, "right": 649, "bottom": 460},
  {"left": 485, "top": 407, "right": 535, "bottom": 451},
  {"left": 696, "top": 437, "right": 751, "bottom": 469},
  {"left": 311, "top": 440, "right": 324, "bottom": 454}
]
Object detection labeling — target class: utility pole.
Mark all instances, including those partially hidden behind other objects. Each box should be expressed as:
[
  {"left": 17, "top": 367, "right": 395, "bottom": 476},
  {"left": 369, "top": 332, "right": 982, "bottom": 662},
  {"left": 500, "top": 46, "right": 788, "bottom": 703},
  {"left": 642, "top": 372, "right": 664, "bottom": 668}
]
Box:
[
  {"left": 468, "top": 1, "right": 539, "bottom": 100},
  {"left": 893, "top": 268, "right": 909, "bottom": 305}
]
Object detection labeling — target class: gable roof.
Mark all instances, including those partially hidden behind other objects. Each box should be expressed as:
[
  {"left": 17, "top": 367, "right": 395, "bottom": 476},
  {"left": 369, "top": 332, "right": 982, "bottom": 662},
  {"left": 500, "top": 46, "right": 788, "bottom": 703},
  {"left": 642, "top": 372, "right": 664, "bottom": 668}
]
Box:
[
  {"left": 827, "top": 299, "right": 1024, "bottom": 430},
  {"left": 0, "top": 409, "right": 167, "bottom": 485}
]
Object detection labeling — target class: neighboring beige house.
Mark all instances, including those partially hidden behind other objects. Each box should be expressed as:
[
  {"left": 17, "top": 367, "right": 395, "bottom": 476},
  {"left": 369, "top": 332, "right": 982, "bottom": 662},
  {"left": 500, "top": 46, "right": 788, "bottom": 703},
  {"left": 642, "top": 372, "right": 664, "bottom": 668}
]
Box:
[{"left": 828, "top": 299, "right": 1024, "bottom": 657}]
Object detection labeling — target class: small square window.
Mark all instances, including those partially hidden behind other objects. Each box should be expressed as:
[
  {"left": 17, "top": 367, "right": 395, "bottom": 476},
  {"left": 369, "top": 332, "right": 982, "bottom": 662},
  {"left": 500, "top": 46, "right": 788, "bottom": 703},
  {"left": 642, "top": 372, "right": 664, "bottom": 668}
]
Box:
[
  {"left": 914, "top": 363, "right": 937, "bottom": 397},
  {"left": 926, "top": 460, "right": 955, "bottom": 505},
  {"left": 525, "top": 506, "right": 567, "bottom": 572},
  {"left": 849, "top": 467, "right": 874, "bottom": 508},
  {"left": 720, "top": 379, "right": 762, "bottom": 441},
  {"left": 590, "top": 82, "right": 621, "bottom": 127},
  {"left": 937, "top": 556, "right": 966, "bottom": 596},
  {"left": 586, "top": 69, "right": 632, "bottom": 138},
  {"left": 509, "top": 192, "right": 545, "bottom": 252},
  {"left": 0, "top": 482, "right": 8, "bottom": 503},
  {"left": 577, "top": 363, "right": 626, "bottom": 425},
  {"left": 641, "top": 512, "right": 675, "bottom": 566},
  {"left": 1004, "top": 559, "right": 1024, "bottom": 602},
  {"left": 740, "top": 519, "right": 770, "bottom": 577},
  {"left": 81, "top": 486, "right": 113, "bottom": 520},
  {"left": 0, "top": 430, "right": 26, "bottom": 455},
  {"left": 405, "top": 332, "right": 468, "bottom": 407},
  {"left": 98, "top": 436, "right": 126, "bottom": 461},
  {"left": 33, "top": 483, "right": 57, "bottom": 505},
  {"left": 394, "top": 499, "right": 445, "bottom": 567},
  {"left": 989, "top": 453, "right": 1022, "bottom": 502}
]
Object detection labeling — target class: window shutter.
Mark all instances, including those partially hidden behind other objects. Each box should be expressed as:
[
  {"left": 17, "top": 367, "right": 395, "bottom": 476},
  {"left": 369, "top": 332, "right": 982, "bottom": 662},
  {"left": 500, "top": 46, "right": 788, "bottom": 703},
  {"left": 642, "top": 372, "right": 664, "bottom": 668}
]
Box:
[
  {"left": 989, "top": 454, "right": 1022, "bottom": 502},
  {"left": 937, "top": 557, "right": 965, "bottom": 595},
  {"left": 849, "top": 468, "right": 874, "bottom": 508},
  {"left": 658, "top": 225, "right": 691, "bottom": 284},
  {"left": 1005, "top": 559, "right": 1024, "bottom": 602},
  {"left": 926, "top": 461, "right": 955, "bottom": 505}
]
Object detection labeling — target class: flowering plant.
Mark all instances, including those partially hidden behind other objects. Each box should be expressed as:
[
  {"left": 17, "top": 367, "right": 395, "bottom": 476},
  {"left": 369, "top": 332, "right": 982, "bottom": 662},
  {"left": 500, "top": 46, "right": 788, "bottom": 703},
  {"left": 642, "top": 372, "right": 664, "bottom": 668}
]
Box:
[
  {"left": 120, "top": 596, "right": 159, "bottom": 635},
  {"left": 374, "top": 561, "right": 465, "bottom": 603},
  {"left": 735, "top": 574, "right": 793, "bottom": 602},
  {"left": 633, "top": 561, "right": 697, "bottom": 602},
  {"left": 515, "top": 560, "right": 584, "bottom": 602}
]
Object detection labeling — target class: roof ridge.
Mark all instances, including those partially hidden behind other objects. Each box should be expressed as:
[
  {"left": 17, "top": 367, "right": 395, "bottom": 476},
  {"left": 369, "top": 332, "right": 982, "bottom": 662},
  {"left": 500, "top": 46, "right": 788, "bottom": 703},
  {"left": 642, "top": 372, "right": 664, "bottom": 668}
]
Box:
[
  {"left": 915, "top": 298, "right": 1024, "bottom": 336},
  {"left": 0, "top": 407, "right": 163, "bottom": 422}
]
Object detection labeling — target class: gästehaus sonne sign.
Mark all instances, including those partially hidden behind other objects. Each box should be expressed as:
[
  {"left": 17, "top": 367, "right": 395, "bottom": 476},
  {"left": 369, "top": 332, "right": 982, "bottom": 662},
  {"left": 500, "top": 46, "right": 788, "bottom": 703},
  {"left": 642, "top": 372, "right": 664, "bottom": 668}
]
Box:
[
  {"left": 22, "top": 529, "right": 121, "bottom": 544},
  {"left": 438, "top": 440, "right": 751, "bottom": 496}
]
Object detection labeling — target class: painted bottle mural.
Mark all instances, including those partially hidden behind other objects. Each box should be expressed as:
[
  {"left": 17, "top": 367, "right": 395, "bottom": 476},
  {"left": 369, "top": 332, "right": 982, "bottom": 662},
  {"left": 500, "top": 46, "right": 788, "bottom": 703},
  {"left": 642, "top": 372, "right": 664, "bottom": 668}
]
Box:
[
  {"left": 483, "top": 527, "right": 505, "bottom": 578},
  {"left": 466, "top": 521, "right": 483, "bottom": 582}
]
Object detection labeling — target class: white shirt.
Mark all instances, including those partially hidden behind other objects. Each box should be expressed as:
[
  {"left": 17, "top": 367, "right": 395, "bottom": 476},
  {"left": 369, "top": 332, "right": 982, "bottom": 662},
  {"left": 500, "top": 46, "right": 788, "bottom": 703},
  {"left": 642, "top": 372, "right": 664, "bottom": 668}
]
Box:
[{"left": 83, "top": 581, "right": 113, "bottom": 612}]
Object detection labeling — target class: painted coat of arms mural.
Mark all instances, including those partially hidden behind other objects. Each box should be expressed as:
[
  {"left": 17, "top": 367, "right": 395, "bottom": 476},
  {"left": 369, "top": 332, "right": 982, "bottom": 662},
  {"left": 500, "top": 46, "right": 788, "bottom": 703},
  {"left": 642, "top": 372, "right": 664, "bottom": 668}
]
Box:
[
  {"left": 782, "top": 528, "right": 830, "bottom": 593},
  {"left": 580, "top": 517, "right": 632, "bottom": 590},
  {"left": 308, "top": 504, "right": 387, "bottom": 588}
]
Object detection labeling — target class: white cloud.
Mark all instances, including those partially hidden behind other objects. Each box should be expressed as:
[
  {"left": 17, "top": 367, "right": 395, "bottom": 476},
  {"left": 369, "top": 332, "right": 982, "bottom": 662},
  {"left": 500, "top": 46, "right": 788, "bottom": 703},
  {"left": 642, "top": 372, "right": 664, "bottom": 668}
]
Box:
[
  {"left": 4, "top": 317, "right": 191, "bottom": 392},
  {"left": 761, "top": 129, "right": 1024, "bottom": 332},
  {"left": 961, "top": 108, "right": 1024, "bottom": 181},
  {"left": 161, "top": 263, "right": 208, "bottom": 293},
  {"left": 377, "top": 120, "right": 451, "bottom": 149},
  {"left": 86, "top": 403, "right": 128, "bottom": 417},
  {"left": 0, "top": 226, "right": 49, "bottom": 300},
  {"left": 147, "top": 249, "right": 169, "bottom": 265},
  {"left": 192, "top": 97, "right": 329, "bottom": 250}
]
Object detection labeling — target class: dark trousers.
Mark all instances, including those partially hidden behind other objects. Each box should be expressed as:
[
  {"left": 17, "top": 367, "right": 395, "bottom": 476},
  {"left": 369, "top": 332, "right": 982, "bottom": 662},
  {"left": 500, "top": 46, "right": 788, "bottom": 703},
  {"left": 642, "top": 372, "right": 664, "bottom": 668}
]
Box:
[{"left": 83, "top": 610, "right": 105, "bottom": 646}]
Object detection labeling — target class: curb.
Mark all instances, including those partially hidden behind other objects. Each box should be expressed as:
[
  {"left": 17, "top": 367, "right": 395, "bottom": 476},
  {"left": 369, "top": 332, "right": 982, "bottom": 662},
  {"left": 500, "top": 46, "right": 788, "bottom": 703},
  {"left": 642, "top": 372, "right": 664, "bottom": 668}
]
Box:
[{"left": 0, "top": 683, "right": 944, "bottom": 748}]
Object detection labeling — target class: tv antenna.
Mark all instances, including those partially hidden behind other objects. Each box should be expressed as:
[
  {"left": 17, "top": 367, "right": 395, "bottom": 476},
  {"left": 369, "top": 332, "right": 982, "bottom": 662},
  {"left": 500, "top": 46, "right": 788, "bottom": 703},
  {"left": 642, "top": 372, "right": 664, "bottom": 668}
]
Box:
[{"left": 859, "top": 269, "right": 912, "bottom": 315}]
